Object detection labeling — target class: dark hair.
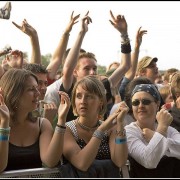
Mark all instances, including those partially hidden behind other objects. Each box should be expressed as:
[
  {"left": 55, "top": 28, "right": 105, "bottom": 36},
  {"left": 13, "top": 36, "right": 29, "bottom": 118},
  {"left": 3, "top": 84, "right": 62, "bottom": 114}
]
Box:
[{"left": 23, "top": 63, "right": 48, "bottom": 74}]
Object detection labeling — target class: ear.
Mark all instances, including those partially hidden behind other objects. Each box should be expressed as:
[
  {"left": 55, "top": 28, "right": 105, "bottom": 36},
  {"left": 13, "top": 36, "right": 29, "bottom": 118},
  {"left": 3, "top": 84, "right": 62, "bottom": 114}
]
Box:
[
  {"left": 73, "top": 69, "right": 78, "bottom": 78},
  {"left": 157, "top": 101, "right": 161, "bottom": 111}
]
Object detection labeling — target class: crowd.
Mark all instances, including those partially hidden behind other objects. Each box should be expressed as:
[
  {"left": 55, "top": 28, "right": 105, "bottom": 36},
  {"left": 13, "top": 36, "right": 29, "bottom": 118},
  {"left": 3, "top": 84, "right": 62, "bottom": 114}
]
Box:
[{"left": 0, "top": 1, "right": 179, "bottom": 178}]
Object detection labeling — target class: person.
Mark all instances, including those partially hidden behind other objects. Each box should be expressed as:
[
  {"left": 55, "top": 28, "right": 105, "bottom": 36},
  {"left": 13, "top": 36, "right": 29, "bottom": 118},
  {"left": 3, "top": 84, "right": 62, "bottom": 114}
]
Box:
[
  {"left": 23, "top": 63, "right": 58, "bottom": 125},
  {"left": 136, "top": 56, "right": 163, "bottom": 88},
  {"left": 110, "top": 77, "right": 153, "bottom": 126},
  {"left": 163, "top": 68, "right": 179, "bottom": 85},
  {"left": 125, "top": 84, "right": 180, "bottom": 178},
  {"left": 61, "top": 75, "right": 129, "bottom": 178},
  {"left": 0, "top": 68, "right": 71, "bottom": 172},
  {"left": 60, "top": 10, "right": 131, "bottom": 122},
  {"left": 168, "top": 72, "right": 180, "bottom": 132}
]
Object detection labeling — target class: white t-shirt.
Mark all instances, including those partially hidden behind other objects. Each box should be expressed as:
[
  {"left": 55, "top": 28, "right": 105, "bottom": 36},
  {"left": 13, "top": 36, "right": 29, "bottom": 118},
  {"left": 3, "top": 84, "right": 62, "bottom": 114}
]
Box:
[{"left": 44, "top": 78, "right": 62, "bottom": 107}]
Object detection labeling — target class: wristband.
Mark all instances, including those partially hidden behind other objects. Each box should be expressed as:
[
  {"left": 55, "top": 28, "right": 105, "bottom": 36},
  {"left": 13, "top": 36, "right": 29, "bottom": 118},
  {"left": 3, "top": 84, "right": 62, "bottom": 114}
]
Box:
[{"left": 115, "top": 137, "right": 127, "bottom": 144}]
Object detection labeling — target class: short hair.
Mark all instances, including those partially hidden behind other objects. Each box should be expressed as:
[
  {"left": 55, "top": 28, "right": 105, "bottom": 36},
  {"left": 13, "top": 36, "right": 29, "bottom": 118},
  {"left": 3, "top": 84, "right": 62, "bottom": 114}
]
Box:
[
  {"left": 76, "top": 52, "right": 97, "bottom": 69},
  {"left": 23, "top": 63, "right": 48, "bottom": 74},
  {"left": 0, "top": 68, "right": 38, "bottom": 121},
  {"left": 71, "top": 75, "right": 107, "bottom": 118}
]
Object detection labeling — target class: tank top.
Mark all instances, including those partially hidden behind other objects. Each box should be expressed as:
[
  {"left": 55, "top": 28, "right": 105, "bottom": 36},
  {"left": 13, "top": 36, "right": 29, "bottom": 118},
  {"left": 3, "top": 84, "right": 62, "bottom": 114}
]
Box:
[{"left": 5, "top": 118, "right": 43, "bottom": 171}]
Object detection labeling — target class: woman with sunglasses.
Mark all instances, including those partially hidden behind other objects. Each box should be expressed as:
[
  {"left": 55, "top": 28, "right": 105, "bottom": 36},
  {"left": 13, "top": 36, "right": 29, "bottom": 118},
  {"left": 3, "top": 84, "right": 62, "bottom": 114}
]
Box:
[{"left": 125, "top": 84, "right": 180, "bottom": 178}]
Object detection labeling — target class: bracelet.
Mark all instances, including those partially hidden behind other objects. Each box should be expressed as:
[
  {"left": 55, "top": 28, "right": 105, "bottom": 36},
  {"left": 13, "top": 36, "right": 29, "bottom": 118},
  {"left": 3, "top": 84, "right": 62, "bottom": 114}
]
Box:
[
  {"left": 115, "top": 129, "right": 126, "bottom": 137},
  {"left": 56, "top": 124, "right": 66, "bottom": 129},
  {"left": 92, "top": 130, "right": 104, "bottom": 140},
  {"left": 121, "top": 34, "right": 130, "bottom": 45},
  {"left": 55, "top": 126, "right": 66, "bottom": 134},
  {"left": 0, "top": 135, "right": 9, "bottom": 141},
  {"left": 115, "top": 137, "right": 127, "bottom": 144},
  {"left": 121, "top": 43, "right": 131, "bottom": 54}
]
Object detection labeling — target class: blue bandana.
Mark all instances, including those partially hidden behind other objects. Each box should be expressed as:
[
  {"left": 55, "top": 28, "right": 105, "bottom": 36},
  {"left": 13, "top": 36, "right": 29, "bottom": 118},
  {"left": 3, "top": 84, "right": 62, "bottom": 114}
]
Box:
[{"left": 131, "top": 84, "right": 161, "bottom": 101}]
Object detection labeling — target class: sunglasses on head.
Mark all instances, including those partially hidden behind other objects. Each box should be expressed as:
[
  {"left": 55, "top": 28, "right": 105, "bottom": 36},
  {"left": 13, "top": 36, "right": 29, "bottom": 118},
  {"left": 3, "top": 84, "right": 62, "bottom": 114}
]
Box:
[{"left": 132, "top": 99, "right": 155, "bottom": 106}]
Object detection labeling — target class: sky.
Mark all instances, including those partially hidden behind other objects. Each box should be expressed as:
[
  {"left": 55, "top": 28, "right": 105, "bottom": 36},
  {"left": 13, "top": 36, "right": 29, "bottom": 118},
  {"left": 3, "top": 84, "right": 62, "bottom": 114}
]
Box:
[{"left": 0, "top": 1, "right": 180, "bottom": 71}]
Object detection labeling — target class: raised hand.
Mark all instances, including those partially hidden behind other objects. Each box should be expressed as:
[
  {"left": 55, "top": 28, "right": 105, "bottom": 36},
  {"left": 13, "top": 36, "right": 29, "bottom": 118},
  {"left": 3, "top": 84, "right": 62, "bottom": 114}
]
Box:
[
  {"left": 135, "top": 27, "right": 147, "bottom": 48},
  {"left": 64, "top": 11, "right": 80, "bottom": 33},
  {"left": 12, "top": 19, "right": 37, "bottom": 37},
  {"left": 80, "top": 11, "right": 92, "bottom": 33},
  {"left": 57, "top": 91, "right": 71, "bottom": 124},
  {"left": 109, "top": 10, "right": 127, "bottom": 35},
  {"left": 5, "top": 50, "right": 23, "bottom": 69}
]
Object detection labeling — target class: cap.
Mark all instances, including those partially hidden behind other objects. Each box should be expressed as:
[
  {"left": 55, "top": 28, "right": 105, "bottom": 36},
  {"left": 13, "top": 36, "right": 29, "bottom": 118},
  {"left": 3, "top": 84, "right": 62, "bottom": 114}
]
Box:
[{"left": 137, "top": 56, "right": 158, "bottom": 72}]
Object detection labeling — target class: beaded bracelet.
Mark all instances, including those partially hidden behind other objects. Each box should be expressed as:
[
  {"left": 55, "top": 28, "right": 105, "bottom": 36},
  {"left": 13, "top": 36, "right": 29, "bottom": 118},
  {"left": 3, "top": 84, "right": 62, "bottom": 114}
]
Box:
[
  {"left": 115, "top": 137, "right": 127, "bottom": 144},
  {"left": 92, "top": 130, "right": 104, "bottom": 140},
  {"left": 55, "top": 126, "right": 66, "bottom": 134}
]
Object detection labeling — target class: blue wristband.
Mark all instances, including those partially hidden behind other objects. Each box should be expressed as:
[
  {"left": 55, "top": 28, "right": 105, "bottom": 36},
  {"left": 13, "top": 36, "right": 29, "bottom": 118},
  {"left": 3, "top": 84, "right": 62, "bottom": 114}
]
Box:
[
  {"left": 115, "top": 137, "right": 127, "bottom": 144},
  {"left": 0, "top": 135, "right": 9, "bottom": 141}
]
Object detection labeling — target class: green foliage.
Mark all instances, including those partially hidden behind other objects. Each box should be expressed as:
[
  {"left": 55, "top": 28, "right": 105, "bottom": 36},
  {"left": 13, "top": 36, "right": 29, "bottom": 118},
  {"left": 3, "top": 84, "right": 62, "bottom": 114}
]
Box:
[
  {"left": 97, "top": 64, "right": 106, "bottom": 75},
  {"left": 41, "top": 53, "right": 52, "bottom": 68}
]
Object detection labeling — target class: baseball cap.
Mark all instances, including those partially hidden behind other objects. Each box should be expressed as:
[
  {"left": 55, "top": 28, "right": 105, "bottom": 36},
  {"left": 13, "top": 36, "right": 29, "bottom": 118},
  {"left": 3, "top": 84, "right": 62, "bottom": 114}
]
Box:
[{"left": 137, "top": 56, "right": 158, "bottom": 72}]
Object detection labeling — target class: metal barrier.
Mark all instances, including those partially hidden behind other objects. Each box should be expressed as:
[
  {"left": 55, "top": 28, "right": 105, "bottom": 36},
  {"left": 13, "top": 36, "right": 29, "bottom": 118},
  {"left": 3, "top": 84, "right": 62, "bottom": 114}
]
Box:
[
  {"left": 0, "top": 162, "right": 130, "bottom": 178},
  {"left": 0, "top": 167, "right": 62, "bottom": 178}
]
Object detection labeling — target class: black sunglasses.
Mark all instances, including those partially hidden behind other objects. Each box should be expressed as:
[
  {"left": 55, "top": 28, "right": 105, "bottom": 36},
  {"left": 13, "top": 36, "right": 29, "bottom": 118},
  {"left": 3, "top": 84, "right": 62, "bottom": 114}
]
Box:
[{"left": 132, "top": 99, "right": 155, "bottom": 106}]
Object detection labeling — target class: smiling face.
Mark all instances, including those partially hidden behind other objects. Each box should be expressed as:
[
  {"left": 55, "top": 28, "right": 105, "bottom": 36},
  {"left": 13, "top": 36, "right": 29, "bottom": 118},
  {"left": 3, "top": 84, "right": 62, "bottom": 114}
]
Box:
[
  {"left": 18, "top": 76, "right": 40, "bottom": 112},
  {"left": 132, "top": 91, "right": 159, "bottom": 128}
]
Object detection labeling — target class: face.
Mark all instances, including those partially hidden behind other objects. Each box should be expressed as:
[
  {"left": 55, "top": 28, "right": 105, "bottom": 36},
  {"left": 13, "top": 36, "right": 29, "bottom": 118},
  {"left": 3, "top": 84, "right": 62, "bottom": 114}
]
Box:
[
  {"left": 144, "top": 62, "right": 159, "bottom": 83},
  {"left": 75, "top": 85, "right": 101, "bottom": 118},
  {"left": 74, "top": 57, "right": 97, "bottom": 81},
  {"left": 18, "top": 76, "right": 40, "bottom": 112},
  {"left": 132, "top": 91, "right": 159, "bottom": 126},
  {"left": 35, "top": 73, "right": 48, "bottom": 100}
]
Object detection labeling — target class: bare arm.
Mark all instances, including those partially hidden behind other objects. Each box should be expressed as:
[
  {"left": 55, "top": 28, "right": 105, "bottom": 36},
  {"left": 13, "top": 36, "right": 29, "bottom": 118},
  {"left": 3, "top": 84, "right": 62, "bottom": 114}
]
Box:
[
  {"left": 108, "top": 10, "right": 131, "bottom": 88},
  {"left": 12, "top": 19, "right": 41, "bottom": 64},
  {"left": 125, "top": 27, "right": 147, "bottom": 80},
  {"left": 0, "top": 91, "right": 10, "bottom": 172},
  {"left": 62, "top": 12, "right": 92, "bottom": 91},
  {"left": 46, "top": 11, "right": 80, "bottom": 80}
]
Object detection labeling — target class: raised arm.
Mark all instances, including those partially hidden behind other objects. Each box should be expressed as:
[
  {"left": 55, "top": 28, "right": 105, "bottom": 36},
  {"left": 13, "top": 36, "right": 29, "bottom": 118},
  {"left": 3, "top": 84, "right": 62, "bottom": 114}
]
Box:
[
  {"left": 62, "top": 12, "right": 92, "bottom": 91},
  {"left": 125, "top": 27, "right": 147, "bottom": 80},
  {"left": 46, "top": 11, "right": 80, "bottom": 80},
  {"left": 108, "top": 10, "right": 131, "bottom": 88},
  {"left": 12, "top": 19, "right": 41, "bottom": 64}
]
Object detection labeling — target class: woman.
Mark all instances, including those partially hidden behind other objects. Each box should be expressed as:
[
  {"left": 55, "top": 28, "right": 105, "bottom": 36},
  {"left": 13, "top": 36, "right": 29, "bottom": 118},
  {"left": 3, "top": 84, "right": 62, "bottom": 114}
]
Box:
[
  {"left": 0, "top": 68, "right": 70, "bottom": 172},
  {"left": 125, "top": 84, "right": 180, "bottom": 178},
  {"left": 61, "top": 75, "right": 129, "bottom": 178}
]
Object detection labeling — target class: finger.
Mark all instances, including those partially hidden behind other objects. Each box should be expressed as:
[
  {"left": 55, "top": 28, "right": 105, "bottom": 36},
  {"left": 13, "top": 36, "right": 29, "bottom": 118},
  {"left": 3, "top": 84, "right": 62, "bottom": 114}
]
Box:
[
  {"left": 109, "top": 10, "right": 115, "bottom": 21},
  {"left": 85, "top": 11, "right": 89, "bottom": 16},
  {"left": 109, "top": 20, "right": 115, "bottom": 26},
  {"left": 12, "top": 21, "right": 21, "bottom": 29},
  {"left": 71, "top": 11, "right": 74, "bottom": 19}
]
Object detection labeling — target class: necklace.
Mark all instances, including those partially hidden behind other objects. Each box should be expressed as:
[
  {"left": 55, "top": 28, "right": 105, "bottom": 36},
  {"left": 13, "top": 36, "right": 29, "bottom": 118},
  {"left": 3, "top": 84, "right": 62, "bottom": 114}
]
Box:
[{"left": 77, "top": 118, "right": 100, "bottom": 132}]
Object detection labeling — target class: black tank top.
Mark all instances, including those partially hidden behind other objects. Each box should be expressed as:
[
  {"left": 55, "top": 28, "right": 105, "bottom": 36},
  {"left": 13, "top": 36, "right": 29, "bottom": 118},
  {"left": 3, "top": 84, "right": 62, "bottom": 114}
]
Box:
[{"left": 5, "top": 118, "right": 43, "bottom": 171}]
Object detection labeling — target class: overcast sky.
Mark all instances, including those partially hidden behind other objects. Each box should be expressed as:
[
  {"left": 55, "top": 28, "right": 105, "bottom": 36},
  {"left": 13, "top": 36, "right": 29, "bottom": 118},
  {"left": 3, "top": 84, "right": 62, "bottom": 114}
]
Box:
[{"left": 0, "top": 1, "right": 179, "bottom": 70}]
